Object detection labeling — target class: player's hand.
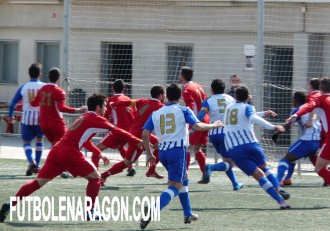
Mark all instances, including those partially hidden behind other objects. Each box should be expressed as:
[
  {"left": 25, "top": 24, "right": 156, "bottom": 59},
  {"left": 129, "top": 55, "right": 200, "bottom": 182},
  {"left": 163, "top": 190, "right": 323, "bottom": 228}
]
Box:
[
  {"left": 100, "top": 154, "right": 110, "bottom": 166},
  {"left": 271, "top": 133, "right": 279, "bottom": 143},
  {"left": 78, "top": 105, "right": 88, "bottom": 112},
  {"left": 136, "top": 141, "right": 144, "bottom": 150},
  {"left": 146, "top": 155, "right": 156, "bottom": 167},
  {"left": 274, "top": 125, "right": 285, "bottom": 133},
  {"left": 286, "top": 114, "right": 298, "bottom": 123},
  {"left": 213, "top": 120, "right": 224, "bottom": 128},
  {"left": 8, "top": 116, "right": 16, "bottom": 124},
  {"left": 264, "top": 110, "right": 277, "bottom": 117}
]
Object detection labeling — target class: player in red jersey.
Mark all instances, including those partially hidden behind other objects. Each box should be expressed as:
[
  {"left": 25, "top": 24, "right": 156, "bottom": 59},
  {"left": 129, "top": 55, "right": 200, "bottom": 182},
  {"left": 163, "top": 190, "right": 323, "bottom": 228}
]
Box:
[
  {"left": 92, "top": 79, "right": 136, "bottom": 176},
  {"left": 100, "top": 85, "right": 166, "bottom": 185},
  {"left": 286, "top": 77, "right": 330, "bottom": 186},
  {"left": 31, "top": 68, "right": 87, "bottom": 146},
  {"left": 179, "top": 66, "right": 210, "bottom": 183},
  {"left": 0, "top": 93, "right": 142, "bottom": 222}
]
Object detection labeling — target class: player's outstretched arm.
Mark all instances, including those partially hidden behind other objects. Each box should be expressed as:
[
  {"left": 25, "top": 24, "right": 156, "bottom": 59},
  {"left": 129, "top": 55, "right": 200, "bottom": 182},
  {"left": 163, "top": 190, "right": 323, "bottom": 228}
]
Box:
[
  {"left": 192, "top": 120, "right": 224, "bottom": 131},
  {"left": 142, "top": 129, "right": 156, "bottom": 167}
]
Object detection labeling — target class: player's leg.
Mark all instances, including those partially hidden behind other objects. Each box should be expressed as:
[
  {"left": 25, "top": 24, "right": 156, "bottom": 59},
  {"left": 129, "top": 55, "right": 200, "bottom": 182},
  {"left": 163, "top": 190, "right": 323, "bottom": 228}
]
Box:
[
  {"left": 21, "top": 124, "right": 37, "bottom": 176},
  {"left": 34, "top": 126, "right": 44, "bottom": 170},
  {"left": 315, "top": 143, "right": 330, "bottom": 184}
]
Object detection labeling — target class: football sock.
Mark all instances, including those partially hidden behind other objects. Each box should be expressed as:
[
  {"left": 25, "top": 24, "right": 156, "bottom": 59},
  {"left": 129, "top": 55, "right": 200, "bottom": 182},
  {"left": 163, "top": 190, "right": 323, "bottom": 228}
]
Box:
[
  {"left": 179, "top": 179, "right": 192, "bottom": 216},
  {"left": 318, "top": 168, "right": 330, "bottom": 184},
  {"left": 263, "top": 166, "right": 280, "bottom": 188},
  {"left": 13, "top": 180, "right": 40, "bottom": 206},
  {"left": 159, "top": 186, "right": 179, "bottom": 210},
  {"left": 195, "top": 151, "right": 206, "bottom": 173},
  {"left": 277, "top": 159, "right": 289, "bottom": 182},
  {"left": 210, "top": 162, "right": 227, "bottom": 171},
  {"left": 86, "top": 178, "right": 101, "bottom": 208},
  {"left": 23, "top": 143, "right": 34, "bottom": 164},
  {"left": 35, "top": 142, "right": 44, "bottom": 167},
  {"left": 101, "top": 161, "right": 127, "bottom": 179},
  {"left": 258, "top": 177, "right": 284, "bottom": 203},
  {"left": 285, "top": 162, "right": 296, "bottom": 180}
]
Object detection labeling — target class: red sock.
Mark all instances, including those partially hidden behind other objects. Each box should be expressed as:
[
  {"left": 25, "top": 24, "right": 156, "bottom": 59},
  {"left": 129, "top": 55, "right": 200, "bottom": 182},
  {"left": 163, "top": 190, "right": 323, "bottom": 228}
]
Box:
[
  {"left": 318, "top": 168, "right": 330, "bottom": 184},
  {"left": 91, "top": 155, "right": 100, "bottom": 169},
  {"left": 148, "top": 150, "right": 159, "bottom": 173},
  {"left": 86, "top": 178, "right": 100, "bottom": 208},
  {"left": 309, "top": 155, "right": 317, "bottom": 166},
  {"left": 195, "top": 151, "right": 206, "bottom": 173},
  {"left": 13, "top": 180, "right": 40, "bottom": 206},
  {"left": 101, "top": 161, "right": 127, "bottom": 179},
  {"left": 186, "top": 152, "right": 191, "bottom": 171}
]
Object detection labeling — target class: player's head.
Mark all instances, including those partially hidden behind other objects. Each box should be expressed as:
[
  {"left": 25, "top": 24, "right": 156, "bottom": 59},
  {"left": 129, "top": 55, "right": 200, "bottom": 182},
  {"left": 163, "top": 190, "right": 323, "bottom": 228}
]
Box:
[
  {"left": 179, "top": 66, "right": 193, "bottom": 83},
  {"left": 87, "top": 93, "right": 107, "bottom": 115},
  {"left": 166, "top": 83, "right": 182, "bottom": 101},
  {"left": 29, "top": 63, "right": 42, "bottom": 79},
  {"left": 211, "top": 78, "right": 226, "bottom": 94},
  {"left": 293, "top": 91, "right": 306, "bottom": 107},
  {"left": 112, "top": 79, "right": 125, "bottom": 94},
  {"left": 320, "top": 77, "right": 330, "bottom": 93},
  {"left": 150, "top": 85, "right": 166, "bottom": 102},
  {"left": 308, "top": 78, "right": 320, "bottom": 92},
  {"left": 230, "top": 74, "right": 241, "bottom": 85},
  {"left": 235, "top": 85, "right": 250, "bottom": 102},
  {"left": 48, "top": 67, "right": 60, "bottom": 83}
]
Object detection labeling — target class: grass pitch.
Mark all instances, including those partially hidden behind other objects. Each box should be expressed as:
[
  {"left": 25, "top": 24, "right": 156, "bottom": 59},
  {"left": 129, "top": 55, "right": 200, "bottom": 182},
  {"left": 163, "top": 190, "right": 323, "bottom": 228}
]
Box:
[{"left": 0, "top": 158, "right": 330, "bottom": 231}]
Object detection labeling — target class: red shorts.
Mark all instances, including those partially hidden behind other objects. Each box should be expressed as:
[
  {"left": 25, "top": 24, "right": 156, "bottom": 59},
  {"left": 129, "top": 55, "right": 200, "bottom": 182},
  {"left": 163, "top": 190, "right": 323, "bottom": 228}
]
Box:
[
  {"left": 318, "top": 141, "right": 330, "bottom": 161},
  {"left": 125, "top": 133, "right": 158, "bottom": 162},
  {"left": 99, "top": 131, "right": 128, "bottom": 149},
  {"left": 40, "top": 120, "right": 66, "bottom": 144},
  {"left": 37, "top": 145, "right": 97, "bottom": 179},
  {"left": 189, "top": 130, "right": 208, "bottom": 146}
]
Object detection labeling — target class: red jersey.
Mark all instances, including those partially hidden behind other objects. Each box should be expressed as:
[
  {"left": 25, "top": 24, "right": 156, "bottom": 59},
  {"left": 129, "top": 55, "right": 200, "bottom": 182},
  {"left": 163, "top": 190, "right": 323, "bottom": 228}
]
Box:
[
  {"left": 31, "top": 84, "right": 75, "bottom": 122},
  {"left": 182, "top": 81, "right": 209, "bottom": 123},
  {"left": 307, "top": 90, "right": 321, "bottom": 102},
  {"left": 104, "top": 94, "right": 134, "bottom": 132},
  {"left": 57, "top": 112, "right": 141, "bottom": 152}
]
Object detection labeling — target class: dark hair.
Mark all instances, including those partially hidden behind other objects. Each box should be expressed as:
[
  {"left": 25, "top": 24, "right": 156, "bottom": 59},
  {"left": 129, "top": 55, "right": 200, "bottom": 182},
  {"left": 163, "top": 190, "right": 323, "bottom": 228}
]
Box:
[
  {"left": 309, "top": 78, "right": 320, "bottom": 91},
  {"left": 211, "top": 78, "right": 225, "bottom": 94},
  {"left": 293, "top": 91, "right": 306, "bottom": 106},
  {"left": 29, "top": 63, "right": 42, "bottom": 79},
  {"left": 320, "top": 77, "right": 330, "bottom": 93},
  {"left": 180, "top": 66, "right": 193, "bottom": 81},
  {"left": 166, "top": 83, "right": 182, "bottom": 101},
  {"left": 48, "top": 67, "right": 60, "bottom": 83},
  {"left": 235, "top": 85, "right": 249, "bottom": 101},
  {"left": 150, "top": 85, "right": 165, "bottom": 98},
  {"left": 230, "top": 74, "right": 241, "bottom": 81},
  {"left": 87, "top": 93, "right": 107, "bottom": 111},
  {"left": 112, "top": 79, "right": 125, "bottom": 93}
]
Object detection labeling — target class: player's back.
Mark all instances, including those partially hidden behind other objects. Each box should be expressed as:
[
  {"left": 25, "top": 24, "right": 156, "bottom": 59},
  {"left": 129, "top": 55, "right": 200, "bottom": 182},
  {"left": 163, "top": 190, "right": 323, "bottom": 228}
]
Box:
[
  {"left": 206, "top": 94, "right": 235, "bottom": 122},
  {"left": 313, "top": 94, "right": 330, "bottom": 134},
  {"left": 106, "top": 94, "right": 134, "bottom": 131}
]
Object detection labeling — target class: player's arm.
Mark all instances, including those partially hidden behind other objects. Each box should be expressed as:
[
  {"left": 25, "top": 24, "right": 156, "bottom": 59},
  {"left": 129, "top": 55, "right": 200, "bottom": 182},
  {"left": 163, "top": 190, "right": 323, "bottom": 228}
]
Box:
[
  {"left": 185, "top": 107, "right": 223, "bottom": 131},
  {"left": 83, "top": 139, "right": 109, "bottom": 166},
  {"left": 111, "top": 99, "right": 135, "bottom": 108},
  {"left": 256, "top": 110, "right": 277, "bottom": 118},
  {"left": 196, "top": 100, "right": 209, "bottom": 121},
  {"left": 109, "top": 125, "right": 142, "bottom": 145},
  {"left": 286, "top": 99, "right": 319, "bottom": 123},
  {"left": 8, "top": 86, "right": 24, "bottom": 123},
  {"left": 57, "top": 101, "right": 87, "bottom": 113},
  {"left": 142, "top": 116, "right": 156, "bottom": 167}
]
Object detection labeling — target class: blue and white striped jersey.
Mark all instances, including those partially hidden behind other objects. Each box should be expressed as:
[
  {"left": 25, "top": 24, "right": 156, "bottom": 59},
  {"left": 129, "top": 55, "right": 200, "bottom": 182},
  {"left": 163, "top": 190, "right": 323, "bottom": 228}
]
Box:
[
  {"left": 200, "top": 94, "right": 235, "bottom": 136},
  {"left": 143, "top": 103, "right": 200, "bottom": 151},
  {"left": 293, "top": 107, "right": 321, "bottom": 141},
  {"left": 224, "top": 102, "right": 275, "bottom": 150},
  {"left": 9, "top": 79, "right": 45, "bottom": 125}
]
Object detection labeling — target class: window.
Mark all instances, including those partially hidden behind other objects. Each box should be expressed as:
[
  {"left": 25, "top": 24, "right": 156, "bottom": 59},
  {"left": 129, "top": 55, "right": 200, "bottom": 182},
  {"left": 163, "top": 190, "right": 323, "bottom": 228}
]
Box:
[
  {"left": 167, "top": 44, "right": 193, "bottom": 83},
  {"left": 0, "top": 41, "right": 19, "bottom": 84},
  {"left": 36, "top": 41, "right": 60, "bottom": 82}
]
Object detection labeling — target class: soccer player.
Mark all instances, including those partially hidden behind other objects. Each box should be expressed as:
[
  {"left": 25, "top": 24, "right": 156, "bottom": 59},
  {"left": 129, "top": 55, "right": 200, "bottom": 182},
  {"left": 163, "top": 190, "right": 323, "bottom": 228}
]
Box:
[
  {"left": 92, "top": 79, "right": 136, "bottom": 176},
  {"left": 140, "top": 83, "right": 224, "bottom": 229},
  {"left": 179, "top": 66, "right": 210, "bottom": 183},
  {"left": 286, "top": 77, "right": 330, "bottom": 186},
  {"left": 100, "top": 85, "right": 166, "bottom": 185},
  {"left": 276, "top": 91, "right": 321, "bottom": 185},
  {"left": 0, "top": 93, "right": 142, "bottom": 222},
  {"left": 8, "top": 63, "right": 46, "bottom": 176},
  {"left": 224, "top": 85, "right": 291, "bottom": 209},
  {"left": 197, "top": 79, "right": 243, "bottom": 190}
]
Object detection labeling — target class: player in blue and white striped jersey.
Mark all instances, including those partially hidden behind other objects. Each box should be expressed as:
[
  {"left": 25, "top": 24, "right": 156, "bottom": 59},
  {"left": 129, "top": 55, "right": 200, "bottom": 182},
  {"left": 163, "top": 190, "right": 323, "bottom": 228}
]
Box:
[
  {"left": 224, "top": 85, "right": 291, "bottom": 209},
  {"left": 141, "top": 83, "right": 223, "bottom": 229},
  {"left": 8, "top": 63, "right": 45, "bottom": 176},
  {"left": 197, "top": 79, "right": 243, "bottom": 190},
  {"left": 276, "top": 91, "right": 321, "bottom": 185}
]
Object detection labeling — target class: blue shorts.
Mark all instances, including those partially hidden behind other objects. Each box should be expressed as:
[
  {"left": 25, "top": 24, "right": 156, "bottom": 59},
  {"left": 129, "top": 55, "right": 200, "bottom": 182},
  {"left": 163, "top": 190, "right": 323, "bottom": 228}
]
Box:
[
  {"left": 228, "top": 143, "right": 267, "bottom": 176},
  {"left": 209, "top": 133, "right": 230, "bottom": 158},
  {"left": 288, "top": 139, "right": 320, "bottom": 159},
  {"left": 21, "top": 124, "right": 43, "bottom": 141},
  {"left": 159, "top": 147, "right": 187, "bottom": 183}
]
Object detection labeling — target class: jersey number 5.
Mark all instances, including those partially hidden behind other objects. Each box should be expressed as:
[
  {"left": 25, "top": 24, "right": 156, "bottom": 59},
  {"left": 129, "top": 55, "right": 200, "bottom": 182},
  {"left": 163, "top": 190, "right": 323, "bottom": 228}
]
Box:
[{"left": 160, "top": 113, "right": 176, "bottom": 135}]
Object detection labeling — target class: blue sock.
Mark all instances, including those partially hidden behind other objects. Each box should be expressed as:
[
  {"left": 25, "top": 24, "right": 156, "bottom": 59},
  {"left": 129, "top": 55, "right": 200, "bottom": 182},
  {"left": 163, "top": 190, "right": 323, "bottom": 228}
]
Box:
[
  {"left": 210, "top": 162, "right": 227, "bottom": 171},
  {"left": 159, "top": 186, "right": 179, "bottom": 210},
  {"left": 263, "top": 166, "right": 280, "bottom": 188},
  {"left": 277, "top": 159, "right": 289, "bottom": 182},
  {"left": 24, "top": 143, "right": 34, "bottom": 164},
  {"left": 179, "top": 179, "right": 192, "bottom": 216},
  {"left": 225, "top": 168, "right": 240, "bottom": 188},
  {"left": 285, "top": 162, "right": 296, "bottom": 179},
  {"left": 258, "top": 177, "right": 284, "bottom": 203},
  {"left": 35, "top": 142, "right": 44, "bottom": 167}
]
